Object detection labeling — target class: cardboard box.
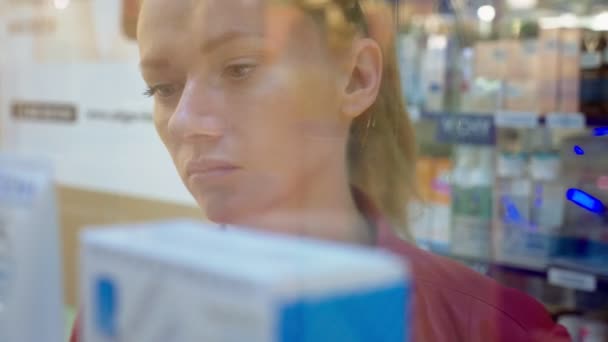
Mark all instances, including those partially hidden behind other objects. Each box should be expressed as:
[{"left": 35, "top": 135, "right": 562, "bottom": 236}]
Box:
[
  {"left": 559, "top": 28, "right": 604, "bottom": 114},
  {"left": 504, "top": 80, "right": 540, "bottom": 112},
  {"left": 474, "top": 40, "right": 509, "bottom": 80},
  {"left": 421, "top": 34, "right": 453, "bottom": 111},
  {"left": 538, "top": 29, "right": 561, "bottom": 113},
  {"left": 80, "top": 221, "right": 410, "bottom": 342},
  {"left": 602, "top": 32, "right": 608, "bottom": 113},
  {"left": 505, "top": 39, "right": 540, "bottom": 80}
]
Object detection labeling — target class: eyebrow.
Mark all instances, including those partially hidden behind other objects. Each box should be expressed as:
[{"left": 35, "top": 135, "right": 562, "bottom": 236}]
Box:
[
  {"left": 140, "top": 30, "right": 262, "bottom": 71},
  {"left": 199, "top": 30, "right": 262, "bottom": 55},
  {"left": 140, "top": 57, "right": 171, "bottom": 71}
]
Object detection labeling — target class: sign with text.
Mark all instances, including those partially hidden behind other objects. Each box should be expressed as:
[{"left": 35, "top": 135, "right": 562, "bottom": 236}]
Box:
[
  {"left": 0, "top": 0, "right": 193, "bottom": 206},
  {"left": 436, "top": 113, "right": 496, "bottom": 145}
]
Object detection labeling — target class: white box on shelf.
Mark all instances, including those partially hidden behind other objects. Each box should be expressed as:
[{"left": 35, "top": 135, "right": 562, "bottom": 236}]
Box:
[{"left": 80, "top": 221, "right": 410, "bottom": 342}]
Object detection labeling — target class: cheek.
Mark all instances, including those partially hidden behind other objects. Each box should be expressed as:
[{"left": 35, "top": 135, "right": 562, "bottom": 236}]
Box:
[
  {"left": 153, "top": 109, "right": 184, "bottom": 170},
  {"left": 234, "top": 67, "right": 345, "bottom": 182},
  {"left": 153, "top": 108, "right": 170, "bottom": 143}
]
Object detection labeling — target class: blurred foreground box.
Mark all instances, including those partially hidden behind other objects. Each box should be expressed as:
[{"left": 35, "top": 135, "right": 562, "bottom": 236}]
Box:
[{"left": 80, "top": 221, "right": 410, "bottom": 342}]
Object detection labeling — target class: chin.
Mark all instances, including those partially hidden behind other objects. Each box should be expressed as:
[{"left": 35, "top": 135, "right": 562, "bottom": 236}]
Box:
[{"left": 200, "top": 196, "right": 242, "bottom": 225}]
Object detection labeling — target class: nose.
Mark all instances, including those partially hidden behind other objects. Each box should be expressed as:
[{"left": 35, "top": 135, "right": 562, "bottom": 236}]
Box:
[{"left": 168, "top": 77, "right": 225, "bottom": 142}]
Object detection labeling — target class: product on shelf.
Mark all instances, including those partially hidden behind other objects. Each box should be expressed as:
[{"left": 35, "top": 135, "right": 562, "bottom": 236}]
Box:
[
  {"left": 450, "top": 146, "right": 494, "bottom": 259},
  {"left": 461, "top": 77, "right": 503, "bottom": 113},
  {"left": 580, "top": 319, "right": 608, "bottom": 342},
  {"left": 80, "top": 221, "right": 410, "bottom": 342},
  {"left": 529, "top": 148, "right": 565, "bottom": 231},
  {"left": 558, "top": 314, "right": 584, "bottom": 341},
  {"left": 0, "top": 154, "right": 64, "bottom": 342},
  {"left": 429, "top": 158, "right": 452, "bottom": 252},
  {"left": 559, "top": 28, "right": 605, "bottom": 116},
  {"left": 554, "top": 135, "right": 608, "bottom": 273},
  {"left": 410, "top": 157, "right": 434, "bottom": 249},
  {"left": 474, "top": 40, "right": 508, "bottom": 81},
  {"left": 504, "top": 38, "right": 541, "bottom": 112},
  {"left": 504, "top": 79, "right": 541, "bottom": 112},
  {"left": 601, "top": 31, "right": 608, "bottom": 114},
  {"left": 539, "top": 28, "right": 562, "bottom": 114},
  {"left": 494, "top": 128, "right": 536, "bottom": 266},
  {"left": 558, "top": 314, "right": 608, "bottom": 342},
  {"left": 410, "top": 156, "right": 453, "bottom": 252},
  {"left": 505, "top": 39, "right": 541, "bottom": 81},
  {"left": 397, "top": 31, "right": 424, "bottom": 109},
  {"left": 421, "top": 33, "right": 461, "bottom": 111}
]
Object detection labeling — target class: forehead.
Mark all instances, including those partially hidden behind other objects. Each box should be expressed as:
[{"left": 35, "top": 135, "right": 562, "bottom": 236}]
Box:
[{"left": 137, "top": 0, "right": 305, "bottom": 44}]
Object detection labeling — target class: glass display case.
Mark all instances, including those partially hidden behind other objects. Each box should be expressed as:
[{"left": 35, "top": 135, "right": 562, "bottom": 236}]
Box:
[
  {"left": 0, "top": 0, "right": 607, "bottom": 340},
  {"left": 393, "top": 0, "right": 608, "bottom": 337}
]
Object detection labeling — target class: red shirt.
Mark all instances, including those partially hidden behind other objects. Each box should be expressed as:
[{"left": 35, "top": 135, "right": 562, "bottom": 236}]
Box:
[
  {"left": 365, "top": 192, "right": 571, "bottom": 341},
  {"left": 70, "top": 194, "right": 571, "bottom": 342}
]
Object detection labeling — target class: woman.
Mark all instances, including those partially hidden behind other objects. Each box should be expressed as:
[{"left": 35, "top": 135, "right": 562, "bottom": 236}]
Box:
[{"left": 72, "top": 0, "right": 570, "bottom": 340}]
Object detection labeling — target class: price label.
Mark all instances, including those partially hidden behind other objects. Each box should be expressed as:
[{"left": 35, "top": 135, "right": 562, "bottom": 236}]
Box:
[
  {"left": 495, "top": 111, "right": 539, "bottom": 128},
  {"left": 548, "top": 268, "right": 597, "bottom": 292},
  {"left": 546, "top": 112, "right": 586, "bottom": 130}
]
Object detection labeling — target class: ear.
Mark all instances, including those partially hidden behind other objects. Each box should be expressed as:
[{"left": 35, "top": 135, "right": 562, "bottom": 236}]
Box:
[{"left": 340, "top": 38, "right": 383, "bottom": 119}]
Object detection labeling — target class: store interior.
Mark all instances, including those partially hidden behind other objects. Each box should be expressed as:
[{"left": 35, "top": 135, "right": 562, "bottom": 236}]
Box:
[
  {"left": 1, "top": 0, "right": 607, "bottom": 341},
  {"left": 399, "top": 0, "right": 608, "bottom": 339}
]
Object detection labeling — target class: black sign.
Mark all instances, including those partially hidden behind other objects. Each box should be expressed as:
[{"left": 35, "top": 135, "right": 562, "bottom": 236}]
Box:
[{"left": 11, "top": 101, "right": 77, "bottom": 123}]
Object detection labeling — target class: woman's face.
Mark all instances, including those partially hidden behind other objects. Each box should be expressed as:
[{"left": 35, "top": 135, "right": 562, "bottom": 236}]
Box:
[{"left": 137, "top": 0, "right": 354, "bottom": 224}]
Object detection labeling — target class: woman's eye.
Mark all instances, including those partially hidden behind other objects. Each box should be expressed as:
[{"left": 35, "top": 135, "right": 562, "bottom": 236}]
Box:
[
  {"left": 223, "top": 63, "right": 257, "bottom": 80},
  {"left": 143, "top": 84, "right": 180, "bottom": 98}
]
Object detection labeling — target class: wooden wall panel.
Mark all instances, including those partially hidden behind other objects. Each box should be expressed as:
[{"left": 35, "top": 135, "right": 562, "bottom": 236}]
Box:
[{"left": 57, "top": 185, "right": 203, "bottom": 307}]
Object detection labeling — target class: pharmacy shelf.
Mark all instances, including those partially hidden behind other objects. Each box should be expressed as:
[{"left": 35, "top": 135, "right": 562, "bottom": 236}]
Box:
[
  {"left": 414, "top": 110, "right": 608, "bottom": 143},
  {"left": 442, "top": 252, "right": 608, "bottom": 294},
  {"left": 418, "top": 110, "right": 608, "bottom": 127}
]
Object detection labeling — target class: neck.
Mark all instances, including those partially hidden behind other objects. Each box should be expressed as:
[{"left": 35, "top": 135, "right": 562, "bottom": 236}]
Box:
[{"left": 231, "top": 166, "right": 372, "bottom": 246}]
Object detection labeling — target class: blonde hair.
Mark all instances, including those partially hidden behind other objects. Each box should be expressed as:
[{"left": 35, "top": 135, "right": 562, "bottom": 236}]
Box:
[{"left": 296, "top": 0, "right": 417, "bottom": 238}]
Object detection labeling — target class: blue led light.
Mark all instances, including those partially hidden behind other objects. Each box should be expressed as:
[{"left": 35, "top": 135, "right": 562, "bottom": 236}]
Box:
[
  {"left": 574, "top": 146, "right": 585, "bottom": 155},
  {"left": 502, "top": 196, "right": 524, "bottom": 224},
  {"left": 593, "top": 127, "right": 608, "bottom": 137},
  {"left": 566, "top": 189, "right": 606, "bottom": 215}
]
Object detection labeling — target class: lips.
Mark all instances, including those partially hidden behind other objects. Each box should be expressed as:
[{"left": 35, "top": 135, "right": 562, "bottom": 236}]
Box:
[{"left": 185, "top": 159, "right": 241, "bottom": 181}]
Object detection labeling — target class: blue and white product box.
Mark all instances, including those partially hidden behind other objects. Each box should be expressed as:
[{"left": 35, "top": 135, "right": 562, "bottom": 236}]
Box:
[
  {"left": 0, "top": 154, "right": 64, "bottom": 342},
  {"left": 80, "top": 221, "right": 411, "bottom": 342}
]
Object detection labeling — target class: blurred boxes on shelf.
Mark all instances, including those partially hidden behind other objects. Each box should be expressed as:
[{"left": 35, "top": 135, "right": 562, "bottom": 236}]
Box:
[
  {"left": 473, "top": 36, "right": 544, "bottom": 113},
  {"left": 504, "top": 80, "right": 540, "bottom": 112},
  {"left": 559, "top": 28, "right": 605, "bottom": 116},
  {"left": 421, "top": 34, "right": 461, "bottom": 111},
  {"left": 474, "top": 40, "right": 509, "bottom": 81},
  {"left": 80, "top": 221, "right": 410, "bottom": 342},
  {"left": 470, "top": 27, "right": 607, "bottom": 120},
  {"left": 538, "top": 29, "right": 562, "bottom": 114},
  {"left": 411, "top": 157, "right": 452, "bottom": 252},
  {"left": 505, "top": 39, "right": 541, "bottom": 81},
  {"left": 551, "top": 135, "right": 608, "bottom": 275},
  {"left": 410, "top": 158, "right": 435, "bottom": 249},
  {"left": 503, "top": 39, "right": 541, "bottom": 112},
  {"left": 603, "top": 31, "right": 608, "bottom": 113},
  {"left": 430, "top": 158, "right": 453, "bottom": 252}
]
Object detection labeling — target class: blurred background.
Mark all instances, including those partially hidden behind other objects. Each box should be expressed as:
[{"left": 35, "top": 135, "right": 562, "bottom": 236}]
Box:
[{"left": 0, "top": 0, "right": 607, "bottom": 340}]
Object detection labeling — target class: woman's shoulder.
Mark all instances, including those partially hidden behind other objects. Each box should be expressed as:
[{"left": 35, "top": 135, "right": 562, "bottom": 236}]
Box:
[{"left": 377, "top": 233, "right": 570, "bottom": 341}]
